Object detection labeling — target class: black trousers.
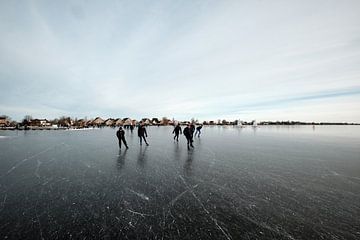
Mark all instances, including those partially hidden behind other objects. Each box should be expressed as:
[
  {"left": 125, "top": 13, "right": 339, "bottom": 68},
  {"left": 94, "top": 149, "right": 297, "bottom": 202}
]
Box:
[
  {"left": 118, "top": 137, "right": 128, "bottom": 148},
  {"left": 185, "top": 136, "right": 193, "bottom": 147},
  {"left": 174, "top": 133, "right": 179, "bottom": 141},
  {"left": 139, "top": 136, "right": 148, "bottom": 145},
  {"left": 195, "top": 129, "right": 201, "bottom": 137}
]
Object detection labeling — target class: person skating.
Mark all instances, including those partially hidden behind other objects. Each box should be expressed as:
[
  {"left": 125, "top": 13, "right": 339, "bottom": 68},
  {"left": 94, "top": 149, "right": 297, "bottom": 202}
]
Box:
[
  {"left": 190, "top": 123, "right": 195, "bottom": 142},
  {"left": 116, "top": 127, "right": 129, "bottom": 149},
  {"left": 183, "top": 124, "right": 194, "bottom": 149},
  {"left": 172, "top": 123, "right": 182, "bottom": 142},
  {"left": 194, "top": 124, "right": 203, "bottom": 137},
  {"left": 138, "top": 123, "right": 149, "bottom": 146}
]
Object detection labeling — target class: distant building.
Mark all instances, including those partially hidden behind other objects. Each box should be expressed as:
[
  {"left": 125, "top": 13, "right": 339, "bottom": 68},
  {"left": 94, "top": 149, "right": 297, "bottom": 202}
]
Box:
[
  {"left": 86, "top": 120, "right": 93, "bottom": 126},
  {"left": 0, "top": 116, "right": 9, "bottom": 127},
  {"left": 30, "top": 119, "right": 51, "bottom": 127},
  {"left": 181, "top": 121, "right": 190, "bottom": 125},
  {"left": 221, "top": 119, "right": 228, "bottom": 125},
  {"left": 74, "top": 119, "right": 87, "bottom": 128},
  {"left": 141, "top": 118, "right": 151, "bottom": 125},
  {"left": 151, "top": 118, "right": 160, "bottom": 125},
  {"left": 114, "top": 118, "right": 123, "bottom": 126},
  {"left": 123, "top": 118, "right": 132, "bottom": 126},
  {"left": 104, "top": 118, "right": 115, "bottom": 126},
  {"left": 131, "top": 119, "right": 137, "bottom": 126},
  {"left": 92, "top": 117, "right": 105, "bottom": 126}
]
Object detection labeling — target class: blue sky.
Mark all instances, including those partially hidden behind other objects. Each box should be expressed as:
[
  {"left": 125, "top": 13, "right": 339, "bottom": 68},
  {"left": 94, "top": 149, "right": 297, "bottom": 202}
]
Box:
[{"left": 0, "top": 0, "right": 359, "bottom": 122}]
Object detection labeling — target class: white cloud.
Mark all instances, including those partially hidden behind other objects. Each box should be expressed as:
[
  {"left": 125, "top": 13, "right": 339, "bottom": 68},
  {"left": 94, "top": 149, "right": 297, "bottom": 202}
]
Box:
[{"left": 0, "top": 0, "right": 360, "bottom": 121}]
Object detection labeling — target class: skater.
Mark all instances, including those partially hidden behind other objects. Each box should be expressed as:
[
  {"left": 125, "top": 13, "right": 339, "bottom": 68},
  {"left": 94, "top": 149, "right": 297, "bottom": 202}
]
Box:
[
  {"left": 194, "top": 124, "right": 203, "bottom": 137},
  {"left": 190, "top": 123, "right": 195, "bottom": 142},
  {"left": 183, "top": 124, "right": 194, "bottom": 149},
  {"left": 172, "top": 123, "right": 182, "bottom": 142},
  {"left": 130, "top": 124, "right": 134, "bottom": 133},
  {"left": 116, "top": 127, "right": 128, "bottom": 149},
  {"left": 138, "top": 123, "right": 149, "bottom": 146}
]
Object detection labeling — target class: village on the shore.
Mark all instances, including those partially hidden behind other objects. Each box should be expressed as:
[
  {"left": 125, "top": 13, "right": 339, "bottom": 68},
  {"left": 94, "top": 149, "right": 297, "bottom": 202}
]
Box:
[{"left": 0, "top": 115, "right": 358, "bottom": 130}]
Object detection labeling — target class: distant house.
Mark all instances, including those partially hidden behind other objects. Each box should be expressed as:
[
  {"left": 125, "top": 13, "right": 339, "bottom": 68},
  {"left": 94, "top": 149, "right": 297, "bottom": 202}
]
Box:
[
  {"left": 123, "top": 118, "right": 132, "bottom": 126},
  {"left": 221, "top": 119, "right": 228, "bottom": 125},
  {"left": 182, "top": 121, "right": 190, "bottom": 125},
  {"left": 114, "top": 118, "right": 123, "bottom": 126},
  {"left": 142, "top": 118, "right": 151, "bottom": 125},
  {"left": 74, "top": 119, "right": 87, "bottom": 128},
  {"left": 131, "top": 119, "right": 137, "bottom": 126},
  {"left": 151, "top": 118, "right": 160, "bottom": 125},
  {"left": 0, "top": 116, "right": 9, "bottom": 127},
  {"left": 92, "top": 117, "right": 105, "bottom": 126},
  {"left": 104, "top": 118, "right": 115, "bottom": 126},
  {"left": 86, "top": 120, "right": 93, "bottom": 126},
  {"left": 30, "top": 119, "right": 51, "bottom": 127}
]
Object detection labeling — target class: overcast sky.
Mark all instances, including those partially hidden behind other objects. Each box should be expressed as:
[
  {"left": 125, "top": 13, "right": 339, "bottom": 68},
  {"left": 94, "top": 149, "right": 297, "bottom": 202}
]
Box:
[{"left": 1, "top": 0, "right": 359, "bottom": 122}]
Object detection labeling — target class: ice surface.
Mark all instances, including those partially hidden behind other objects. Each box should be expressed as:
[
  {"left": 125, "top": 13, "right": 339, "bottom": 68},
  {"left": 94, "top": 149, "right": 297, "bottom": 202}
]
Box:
[{"left": 0, "top": 126, "right": 359, "bottom": 239}]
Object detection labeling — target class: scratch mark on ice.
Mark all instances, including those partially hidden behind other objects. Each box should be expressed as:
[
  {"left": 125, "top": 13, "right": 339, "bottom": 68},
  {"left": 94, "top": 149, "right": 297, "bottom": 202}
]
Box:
[
  {"left": 179, "top": 175, "right": 232, "bottom": 240},
  {"left": 1, "top": 145, "right": 57, "bottom": 178},
  {"left": 127, "top": 188, "right": 149, "bottom": 201},
  {"left": 127, "top": 209, "right": 154, "bottom": 217}
]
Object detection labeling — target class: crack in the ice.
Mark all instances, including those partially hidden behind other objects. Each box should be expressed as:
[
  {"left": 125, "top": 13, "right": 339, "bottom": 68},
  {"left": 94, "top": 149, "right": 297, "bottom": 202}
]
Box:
[
  {"left": 35, "top": 160, "right": 42, "bottom": 178},
  {"left": 179, "top": 175, "right": 232, "bottom": 240},
  {"left": 126, "top": 188, "right": 149, "bottom": 201},
  {"left": 1, "top": 145, "right": 58, "bottom": 178},
  {"left": 35, "top": 188, "right": 45, "bottom": 240},
  {"left": 127, "top": 209, "right": 154, "bottom": 217},
  {"left": 0, "top": 194, "right": 7, "bottom": 212}
]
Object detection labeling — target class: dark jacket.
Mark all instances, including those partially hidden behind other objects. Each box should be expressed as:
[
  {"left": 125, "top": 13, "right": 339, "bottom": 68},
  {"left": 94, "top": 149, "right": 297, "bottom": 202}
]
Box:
[
  {"left": 116, "top": 129, "right": 125, "bottom": 139},
  {"left": 138, "top": 126, "right": 147, "bottom": 137},
  {"left": 173, "top": 125, "right": 182, "bottom": 134},
  {"left": 190, "top": 124, "right": 195, "bottom": 133},
  {"left": 183, "top": 127, "right": 192, "bottom": 138}
]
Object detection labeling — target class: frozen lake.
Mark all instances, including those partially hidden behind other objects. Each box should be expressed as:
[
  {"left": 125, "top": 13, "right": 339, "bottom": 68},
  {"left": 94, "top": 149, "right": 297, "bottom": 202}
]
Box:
[{"left": 0, "top": 126, "right": 359, "bottom": 239}]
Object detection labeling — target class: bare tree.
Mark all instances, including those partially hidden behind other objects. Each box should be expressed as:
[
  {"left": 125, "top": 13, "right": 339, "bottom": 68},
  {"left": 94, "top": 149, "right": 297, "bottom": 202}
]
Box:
[
  {"left": 22, "top": 115, "right": 32, "bottom": 125},
  {"left": 58, "top": 116, "right": 72, "bottom": 127}
]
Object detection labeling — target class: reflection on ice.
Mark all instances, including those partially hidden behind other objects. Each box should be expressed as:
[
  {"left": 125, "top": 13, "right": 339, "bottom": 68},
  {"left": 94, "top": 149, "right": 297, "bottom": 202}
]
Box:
[
  {"left": 116, "top": 149, "right": 128, "bottom": 170},
  {"left": 183, "top": 151, "right": 194, "bottom": 176},
  {"left": 137, "top": 146, "right": 148, "bottom": 168}
]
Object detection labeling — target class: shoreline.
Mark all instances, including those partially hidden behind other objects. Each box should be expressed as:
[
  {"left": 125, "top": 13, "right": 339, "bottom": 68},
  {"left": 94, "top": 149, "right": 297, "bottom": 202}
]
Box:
[{"left": 1, "top": 124, "right": 359, "bottom": 131}]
